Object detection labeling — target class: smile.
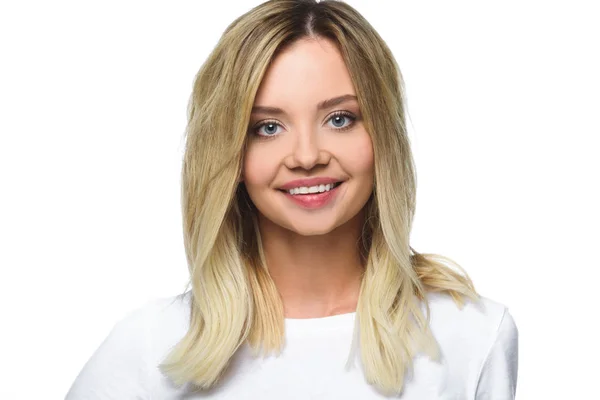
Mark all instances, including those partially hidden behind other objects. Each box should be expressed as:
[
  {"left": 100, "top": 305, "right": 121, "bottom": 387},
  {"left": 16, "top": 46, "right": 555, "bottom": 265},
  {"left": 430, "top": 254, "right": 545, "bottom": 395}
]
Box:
[
  {"left": 283, "top": 181, "right": 342, "bottom": 195},
  {"left": 278, "top": 181, "right": 344, "bottom": 209}
]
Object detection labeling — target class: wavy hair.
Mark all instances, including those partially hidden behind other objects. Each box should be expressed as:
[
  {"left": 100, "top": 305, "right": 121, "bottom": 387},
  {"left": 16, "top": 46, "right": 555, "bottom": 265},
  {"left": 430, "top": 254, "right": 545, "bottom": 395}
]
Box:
[{"left": 159, "top": 0, "right": 479, "bottom": 396}]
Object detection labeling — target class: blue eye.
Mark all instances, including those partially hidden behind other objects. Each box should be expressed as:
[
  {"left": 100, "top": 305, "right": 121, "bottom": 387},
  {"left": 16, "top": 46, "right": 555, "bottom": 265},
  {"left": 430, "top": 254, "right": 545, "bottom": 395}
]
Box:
[
  {"left": 254, "top": 121, "right": 282, "bottom": 137},
  {"left": 251, "top": 111, "right": 357, "bottom": 139},
  {"left": 327, "top": 112, "right": 356, "bottom": 130}
]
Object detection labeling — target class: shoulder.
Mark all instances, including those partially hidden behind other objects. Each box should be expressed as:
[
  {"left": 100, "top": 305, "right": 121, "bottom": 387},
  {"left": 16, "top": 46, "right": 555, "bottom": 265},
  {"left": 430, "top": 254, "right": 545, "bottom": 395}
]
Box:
[
  {"left": 66, "top": 291, "right": 193, "bottom": 399},
  {"left": 421, "top": 291, "right": 519, "bottom": 396},
  {"left": 424, "top": 291, "right": 517, "bottom": 344},
  {"left": 107, "top": 290, "right": 192, "bottom": 350}
]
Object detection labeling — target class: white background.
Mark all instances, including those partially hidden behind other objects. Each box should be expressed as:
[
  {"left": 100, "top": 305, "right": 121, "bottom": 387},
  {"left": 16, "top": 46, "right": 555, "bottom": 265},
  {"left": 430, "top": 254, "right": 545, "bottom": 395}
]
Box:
[{"left": 1, "top": 1, "right": 598, "bottom": 398}]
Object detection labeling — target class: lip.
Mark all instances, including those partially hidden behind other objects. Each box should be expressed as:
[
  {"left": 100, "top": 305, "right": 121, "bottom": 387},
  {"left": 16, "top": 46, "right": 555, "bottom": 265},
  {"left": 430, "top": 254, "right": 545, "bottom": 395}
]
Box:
[
  {"left": 278, "top": 177, "right": 344, "bottom": 191},
  {"left": 281, "top": 181, "right": 344, "bottom": 209}
]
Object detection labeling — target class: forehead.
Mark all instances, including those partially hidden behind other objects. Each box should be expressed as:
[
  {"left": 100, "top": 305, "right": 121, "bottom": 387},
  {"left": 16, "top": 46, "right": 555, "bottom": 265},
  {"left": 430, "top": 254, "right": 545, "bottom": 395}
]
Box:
[{"left": 253, "top": 38, "right": 356, "bottom": 107}]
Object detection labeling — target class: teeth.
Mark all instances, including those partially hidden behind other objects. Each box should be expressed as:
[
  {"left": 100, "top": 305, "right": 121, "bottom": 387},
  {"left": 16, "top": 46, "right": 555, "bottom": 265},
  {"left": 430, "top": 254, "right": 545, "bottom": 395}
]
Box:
[{"left": 287, "top": 182, "right": 339, "bottom": 195}]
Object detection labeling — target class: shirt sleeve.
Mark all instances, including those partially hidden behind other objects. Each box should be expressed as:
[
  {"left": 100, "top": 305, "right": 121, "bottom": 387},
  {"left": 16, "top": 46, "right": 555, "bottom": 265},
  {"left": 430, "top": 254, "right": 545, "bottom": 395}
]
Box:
[
  {"left": 474, "top": 308, "right": 519, "bottom": 400},
  {"left": 65, "top": 303, "right": 152, "bottom": 400}
]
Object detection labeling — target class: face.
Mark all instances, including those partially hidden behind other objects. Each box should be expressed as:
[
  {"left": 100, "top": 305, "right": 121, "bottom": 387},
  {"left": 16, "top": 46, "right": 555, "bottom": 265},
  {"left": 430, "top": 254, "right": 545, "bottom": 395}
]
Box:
[{"left": 242, "top": 37, "right": 374, "bottom": 236}]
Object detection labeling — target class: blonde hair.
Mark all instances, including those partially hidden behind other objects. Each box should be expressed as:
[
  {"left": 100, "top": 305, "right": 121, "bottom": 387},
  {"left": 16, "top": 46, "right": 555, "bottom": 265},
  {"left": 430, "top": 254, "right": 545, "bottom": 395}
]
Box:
[{"left": 159, "top": 0, "right": 479, "bottom": 396}]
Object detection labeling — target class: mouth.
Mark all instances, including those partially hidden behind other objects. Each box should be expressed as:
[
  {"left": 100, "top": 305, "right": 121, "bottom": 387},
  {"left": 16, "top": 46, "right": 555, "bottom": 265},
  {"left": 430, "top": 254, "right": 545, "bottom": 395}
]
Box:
[
  {"left": 277, "top": 181, "right": 344, "bottom": 195},
  {"left": 278, "top": 181, "right": 345, "bottom": 209}
]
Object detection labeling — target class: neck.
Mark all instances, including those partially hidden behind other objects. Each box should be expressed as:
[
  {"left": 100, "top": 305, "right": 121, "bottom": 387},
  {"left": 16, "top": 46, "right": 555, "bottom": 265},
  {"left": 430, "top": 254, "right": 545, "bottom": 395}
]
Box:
[{"left": 257, "top": 210, "right": 366, "bottom": 319}]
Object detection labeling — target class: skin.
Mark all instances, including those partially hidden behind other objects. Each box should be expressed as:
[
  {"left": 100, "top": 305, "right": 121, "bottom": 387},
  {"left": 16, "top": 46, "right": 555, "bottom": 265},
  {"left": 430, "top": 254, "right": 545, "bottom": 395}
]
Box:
[{"left": 242, "top": 37, "right": 375, "bottom": 319}]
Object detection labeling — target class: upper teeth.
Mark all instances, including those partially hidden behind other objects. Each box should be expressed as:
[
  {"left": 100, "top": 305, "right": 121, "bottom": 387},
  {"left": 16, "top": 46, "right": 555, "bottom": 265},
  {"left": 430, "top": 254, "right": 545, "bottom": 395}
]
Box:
[{"left": 287, "top": 183, "right": 337, "bottom": 195}]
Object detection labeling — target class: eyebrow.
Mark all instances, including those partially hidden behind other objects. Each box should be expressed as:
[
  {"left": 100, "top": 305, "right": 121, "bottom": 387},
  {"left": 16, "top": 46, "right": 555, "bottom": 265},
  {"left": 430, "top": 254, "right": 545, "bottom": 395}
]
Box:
[{"left": 251, "top": 94, "right": 358, "bottom": 116}]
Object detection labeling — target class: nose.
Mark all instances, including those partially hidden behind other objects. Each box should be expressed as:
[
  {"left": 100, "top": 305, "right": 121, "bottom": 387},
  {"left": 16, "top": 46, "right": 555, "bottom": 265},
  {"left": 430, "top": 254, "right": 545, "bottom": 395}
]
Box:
[{"left": 284, "top": 127, "right": 330, "bottom": 170}]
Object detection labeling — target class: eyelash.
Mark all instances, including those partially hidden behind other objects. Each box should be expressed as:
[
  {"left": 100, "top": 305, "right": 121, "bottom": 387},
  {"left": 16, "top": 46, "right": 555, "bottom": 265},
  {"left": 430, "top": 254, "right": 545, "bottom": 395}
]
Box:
[{"left": 250, "top": 111, "right": 357, "bottom": 139}]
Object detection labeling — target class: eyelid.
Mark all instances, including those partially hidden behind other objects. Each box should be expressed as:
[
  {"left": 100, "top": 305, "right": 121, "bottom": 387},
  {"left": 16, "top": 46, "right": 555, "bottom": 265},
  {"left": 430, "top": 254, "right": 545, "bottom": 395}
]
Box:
[{"left": 251, "top": 118, "right": 280, "bottom": 130}]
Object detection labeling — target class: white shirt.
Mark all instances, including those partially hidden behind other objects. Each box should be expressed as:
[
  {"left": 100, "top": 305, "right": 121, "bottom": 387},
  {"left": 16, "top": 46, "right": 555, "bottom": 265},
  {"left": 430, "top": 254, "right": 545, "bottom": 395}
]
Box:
[{"left": 66, "top": 291, "right": 518, "bottom": 399}]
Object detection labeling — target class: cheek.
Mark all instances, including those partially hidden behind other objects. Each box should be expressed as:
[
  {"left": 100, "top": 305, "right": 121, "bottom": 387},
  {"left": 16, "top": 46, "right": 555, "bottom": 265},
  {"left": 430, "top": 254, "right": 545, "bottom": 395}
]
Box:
[
  {"left": 242, "top": 144, "right": 277, "bottom": 187},
  {"left": 345, "top": 133, "right": 374, "bottom": 177}
]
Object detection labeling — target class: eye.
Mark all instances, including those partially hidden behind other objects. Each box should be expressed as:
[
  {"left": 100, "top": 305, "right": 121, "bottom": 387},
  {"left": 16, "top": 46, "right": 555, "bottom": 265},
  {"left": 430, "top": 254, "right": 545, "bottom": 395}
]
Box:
[
  {"left": 326, "top": 111, "right": 356, "bottom": 131},
  {"left": 252, "top": 120, "right": 282, "bottom": 138},
  {"left": 250, "top": 111, "right": 358, "bottom": 139}
]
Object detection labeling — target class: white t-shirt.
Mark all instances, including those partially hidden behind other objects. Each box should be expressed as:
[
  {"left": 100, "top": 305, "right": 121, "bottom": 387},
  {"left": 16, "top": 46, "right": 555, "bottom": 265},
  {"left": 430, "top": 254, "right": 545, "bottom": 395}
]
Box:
[{"left": 66, "top": 291, "right": 518, "bottom": 399}]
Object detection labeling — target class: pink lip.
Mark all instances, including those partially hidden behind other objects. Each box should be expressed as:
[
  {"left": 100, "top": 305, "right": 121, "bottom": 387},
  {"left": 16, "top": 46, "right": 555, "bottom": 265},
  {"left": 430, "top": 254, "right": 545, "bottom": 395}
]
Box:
[
  {"left": 280, "top": 181, "right": 343, "bottom": 210},
  {"left": 279, "top": 177, "right": 343, "bottom": 191}
]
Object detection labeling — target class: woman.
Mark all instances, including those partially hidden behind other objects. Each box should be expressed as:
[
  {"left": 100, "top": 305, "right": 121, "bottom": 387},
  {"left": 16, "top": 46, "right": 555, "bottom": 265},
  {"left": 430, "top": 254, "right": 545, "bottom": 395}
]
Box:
[{"left": 66, "top": 0, "right": 518, "bottom": 398}]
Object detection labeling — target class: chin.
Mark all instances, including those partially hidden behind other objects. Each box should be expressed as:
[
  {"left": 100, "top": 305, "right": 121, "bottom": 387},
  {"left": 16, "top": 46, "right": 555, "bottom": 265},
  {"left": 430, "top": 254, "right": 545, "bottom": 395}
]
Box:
[
  {"left": 292, "top": 227, "right": 336, "bottom": 236},
  {"left": 284, "top": 218, "right": 343, "bottom": 236}
]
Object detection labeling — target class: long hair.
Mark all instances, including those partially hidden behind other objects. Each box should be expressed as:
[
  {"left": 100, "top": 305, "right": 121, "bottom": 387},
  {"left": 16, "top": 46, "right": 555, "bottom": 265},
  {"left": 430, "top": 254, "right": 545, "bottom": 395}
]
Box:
[{"left": 159, "top": 0, "right": 479, "bottom": 396}]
